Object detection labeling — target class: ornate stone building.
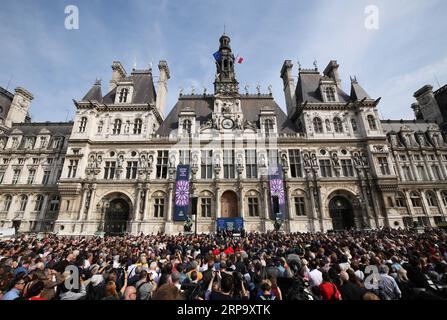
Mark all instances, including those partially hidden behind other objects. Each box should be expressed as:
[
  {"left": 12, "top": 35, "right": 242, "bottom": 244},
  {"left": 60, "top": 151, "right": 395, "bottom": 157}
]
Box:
[{"left": 1, "top": 34, "right": 447, "bottom": 235}]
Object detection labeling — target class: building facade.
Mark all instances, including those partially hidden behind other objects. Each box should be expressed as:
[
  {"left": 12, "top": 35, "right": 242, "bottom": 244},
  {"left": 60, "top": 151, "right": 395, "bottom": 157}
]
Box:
[{"left": 1, "top": 34, "right": 447, "bottom": 235}]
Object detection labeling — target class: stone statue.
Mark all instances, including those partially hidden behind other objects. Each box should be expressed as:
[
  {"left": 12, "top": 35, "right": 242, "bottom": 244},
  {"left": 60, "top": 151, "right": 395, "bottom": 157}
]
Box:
[
  {"left": 303, "top": 153, "right": 311, "bottom": 167},
  {"left": 214, "top": 154, "right": 221, "bottom": 168},
  {"left": 244, "top": 85, "right": 250, "bottom": 95},
  {"left": 11, "top": 137, "right": 19, "bottom": 149},
  {"left": 256, "top": 84, "right": 261, "bottom": 95},
  {"left": 169, "top": 154, "right": 176, "bottom": 168},
  {"left": 311, "top": 154, "right": 318, "bottom": 167},
  {"left": 331, "top": 153, "right": 340, "bottom": 167},
  {"left": 88, "top": 155, "right": 95, "bottom": 169},
  {"left": 417, "top": 135, "right": 425, "bottom": 146},
  {"left": 96, "top": 155, "right": 103, "bottom": 169},
  {"left": 281, "top": 153, "right": 289, "bottom": 168},
  {"left": 325, "top": 119, "right": 331, "bottom": 132},
  {"left": 140, "top": 155, "right": 147, "bottom": 168},
  {"left": 184, "top": 216, "right": 193, "bottom": 233},
  {"left": 361, "top": 152, "right": 369, "bottom": 166},
  {"left": 353, "top": 153, "right": 361, "bottom": 166},
  {"left": 148, "top": 155, "right": 154, "bottom": 168},
  {"left": 117, "top": 155, "right": 124, "bottom": 168},
  {"left": 259, "top": 154, "right": 267, "bottom": 168},
  {"left": 237, "top": 154, "right": 244, "bottom": 168},
  {"left": 192, "top": 153, "right": 199, "bottom": 167}
]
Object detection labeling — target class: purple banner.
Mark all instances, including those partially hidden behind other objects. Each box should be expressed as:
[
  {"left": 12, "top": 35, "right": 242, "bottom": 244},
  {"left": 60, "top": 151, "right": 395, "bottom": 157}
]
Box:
[
  {"left": 174, "top": 165, "right": 190, "bottom": 221},
  {"left": 269, "top": 165, "right": 286, "bottom": 220}
]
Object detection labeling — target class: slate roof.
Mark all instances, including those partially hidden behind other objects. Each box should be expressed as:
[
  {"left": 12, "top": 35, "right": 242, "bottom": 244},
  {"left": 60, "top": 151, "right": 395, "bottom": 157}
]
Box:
[
  {"left": 350, "top": 80, "right": 372, "bottom": 101},
  {"left": 95, "top": 69, "right": 157, "bottom": 105},
  {"left": 381, "top": 120, "right": 438, "bottom": 134},
  {"left": 4, "top": 122, "right": 73, "bottom": 136},
  {"left": 295, "top": 70, "right": 351, "bottom": 104},
  {"left": 156, "top": 95, "right": 298, "bottom": 135},
  {"left": 82, "top": 80, "right": 103, "bottom": 102},
  {"left": 0, "top": 86, "right": 14, "bottom": 120}
]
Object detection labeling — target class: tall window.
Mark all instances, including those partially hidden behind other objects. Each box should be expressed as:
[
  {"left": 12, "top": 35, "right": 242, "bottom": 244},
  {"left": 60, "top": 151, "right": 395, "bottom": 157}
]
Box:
[
  {"left": 325, "top": 87, "right": 336, "bottom": 102},
  {"left": 3, "top": 195, "right": 12, "bottom": 211},
  {"left": 201, "top": 150, "right": 213, "bottom": 179},
  {"left": 42, "top": 171, "right": 51, "bottom": 185},
  {"left": 12, "top": 169, "right": 21, "bottom": 184},
  {"left": 245, "top": 150, "right": 258, "bottom": 179},
  {"left": 49, "top": 196, "right": 60, "bottom": 211},
  {"left": 0, "top": 170, "right": 5, "bottom": 184},
  {"left": 79, "top": 117, "right": 87, "bottom": 133},
  {"left": 432, "top": 165, "right": 442, "bottom": 180},
  {"left": 19, "top": 195, "right": 28, "bottom": 212},
  {"left": 113, "top": 119, "right": 122, "bottom": 135},
  {"left": 319, "top": 160, "right": 332, "bottom": 177},
  {"left": 294, "top": 197, "right": 306, "bottom": 216},
  {"left": 179, "top": 150, "right": 191, "bottom": 165},
  {"left": 410, "top": 192, "right": 422, "bottom": 207},
  {"left": 333, "top": 117, "right": 343, "bottom": 133},
  {"left": 417, "top": 165, "right": 427, "bottom": 181},
  {"left": 248, "top": 197, "right": 259, "bottom": 217},
  {"left": 67, "top": 160, "right": 79, "bottom": 178},
  {"left": 267, "top": 150, "right": 279, "bottom": 167},
  {"left": 126, "top": 161, "right": 138, "bottom": 179},
  {"left": 264, "top": 119, "right": 274, "bottom": 136},
  {"left": 34, "top": 195, "right": 44, "bottom": 211},
  {"left": 201, "top": 198, "right": 212, "bottom": 218},
  {"left": 426, "top": 191, "right": 438, "bottom": 207},
  {"left": 403, "top": 166, "right": 413, "bottom": 181},
  {"left": 367, "top": 115, "right": 377, "bottom": 131},
  {"left": 341, "top": 159, "right": 354, "bottom": 177},
  {"left": 378, "top": 157, "right": 391, "bottom": 175},
  {"left": 156, "top": 151, "right": 169, "bottom": 179},
  {"left": 223, "top": 150, "right": 235, "bottom": 179},
  {"left": 133, "top": 119, "right": 142, "bottom": 134},
  {"left": 97, "top": 121, "right": 104, "bottom": 133},
  {"left": 154, "top": 198, "right": 165, "bottom": 218},
  {"left": 27, "top": 169, "right": 36, "bottom": 184},
  {"left": 351, "top": 119, "right": 358, "bottom": 132},
  {"left": 104, "top": 161, "right": 116, "bottom": 180},
  {"left": 289, "top": 150, "right": 303, "bottom": 178},
  {"left": 395, "top": 194, "right": 406, "bottom": 208},
  {"left": 182, "top": 119, "right": 192, "bottom": 135},
  {"left": 313, "top": 117, "right": 323, "bottom": 133},
  {"left": 119, "top": 88, "right": 129, "bottom": 103}
]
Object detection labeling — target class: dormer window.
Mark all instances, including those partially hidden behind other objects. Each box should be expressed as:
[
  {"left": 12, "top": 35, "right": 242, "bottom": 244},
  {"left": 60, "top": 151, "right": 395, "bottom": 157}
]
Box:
[
  {"left": 119, "top": 88, "right": 129, "bottom": 103},
  {"left": 182, "top": 119, "right": 192, "bottom": 135},
  {"left": 313, "top": 117, "right": 323, "bottom": 133},
  {"left": 134, "top": 119, "right": 143, "bottom": 134},
  {"left": 333, "top": 117, "right": 343, "bottom": 133},
  {"left": 264, "top": 119, "right": 274, "bottom": 137},
  {"left": 367, "top": 115, "right": 377, "bottom": 131},
  {"left": 113, "top": 119, "right": 122, "bottom": 135},
  {"left": 325, "top": 87, "right": 336, "bottom": 102},
  {"left": 79, "top": 117, "right": 87, "bottom": 133}
]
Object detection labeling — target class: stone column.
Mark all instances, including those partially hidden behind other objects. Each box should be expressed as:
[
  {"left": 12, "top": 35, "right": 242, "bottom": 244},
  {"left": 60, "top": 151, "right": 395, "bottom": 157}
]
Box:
[
  {"left": 436, "top": 154, "right": 447, "bottom": 179},
  {"left": 78, "top": 187, "right": 88, "bottom": 221},
  {"left": 134, "top": 184, "right": 142, "bottom": 222},
  {"left": 435, "top": 189, "right": 447, "bottom": 217},
  {"left": 6, "top": 195, "right": 17, "bottom": 221},
  {"left": 422, "top": 155, "right": 434, "bottom": 181},
  {"left": 403, "top": 190, "right": 414, "bottom": 219},
  {"left": 166, "top": 183, "right": 174, "bottom": 222},
  {"left": 408, "top": 154, "right": 419, "bottom": 181},
  {"left": 143, "top": 184, "right": 150, "bottom": 221},
  {"left": 420, "top": 190, "right": 431, "bottom": 226},
  {"left": 238, "top": 185, "right": 245, "bottom": 220},
  {"left": 215, "top": 186, "right": 221, "bottom": 219},
  {"left": 262, "top": 180, "right": 270, "bottom": 231},
  {"left": 86, "top": 184, "right": 97, "bottom": 221}
]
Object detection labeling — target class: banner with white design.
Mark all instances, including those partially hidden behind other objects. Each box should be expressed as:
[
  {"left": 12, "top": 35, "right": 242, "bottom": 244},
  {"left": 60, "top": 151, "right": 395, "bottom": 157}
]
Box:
[{"left": 173, "top": 165, "right": 190, "bottom": 221}]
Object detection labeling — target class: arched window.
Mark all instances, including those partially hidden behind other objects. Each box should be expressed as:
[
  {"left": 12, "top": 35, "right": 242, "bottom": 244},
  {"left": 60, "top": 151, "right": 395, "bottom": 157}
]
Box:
[
  {"left": 367, "top": 115, "right": 377, "bottom": 131},
  {"left": 133, "top": 119, "right": 143, "bottom": 134},
  {"left": 333, "top": 117, "right": 343, "bottom": 133},
  {"left": 351, "top": 119, "right": 358, "bottom": 132},
  {"left": 79, "top": 117, "right": 87, "bottom": 133},
  {"left": 325, "top": 87, "right": 336, "bottom": 102},
  {"left": 113, "top": 119, "right": 122, "bottom": 135},
  {"left": 3, "top": 195, "right": 12, "bottom": 211},
  {"left": 265, "top": 119, "right": 274, "bottom": 136},
  {"left": 442, "top": 191, "right": 447, "bottom": 207},
  {"left": 426, "top": 191, "right": 438, "bottom": 207},
  {"left": 119, "top": 88, "right": 129, "bottom": 103},
  {"left": 313, "top": 117, "right": 323, "bottom": 133},
  {"left": 182, "top": 119, "right": 192, "bottom": 135},
  {"left": 410, "top": 192, "right": 422, "bottom": 208},
  {"left": 97, "top": 121, "right": 104, "bottom": 133},
  {"left": 395, "top": 193, "right": 406, "bottom": 208},
  {"left": 34, "top": 195, "right": 44, "bottom": 211},
  {"left": 49, "top": 195, "right": 60, "bottom": 212},
  {"left": 19, "top": 195, "right": 28, "bottom": 212}
]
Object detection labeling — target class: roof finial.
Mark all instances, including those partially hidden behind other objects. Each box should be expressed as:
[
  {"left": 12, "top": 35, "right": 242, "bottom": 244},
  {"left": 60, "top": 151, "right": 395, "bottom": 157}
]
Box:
[
  {"left": 95, "top": 78, "right": 102, "bottom": 85},
  {"left": 297, "top": 60, "right": 302, "bottom": 71},
  {"left": 313, "top": 59, "right": 318, "bottom": 70},
  {"left": 223, "top": 23, "right": 226, "bottom": 35},
  {"left": 133, "top": 57, "right": 137, "bottom": 71}
]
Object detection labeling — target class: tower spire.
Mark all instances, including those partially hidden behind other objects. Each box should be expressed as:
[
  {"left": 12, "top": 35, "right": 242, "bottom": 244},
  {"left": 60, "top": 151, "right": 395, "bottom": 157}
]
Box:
[{"left": 214, "top": 33, "right": 239, "bottom": 95}]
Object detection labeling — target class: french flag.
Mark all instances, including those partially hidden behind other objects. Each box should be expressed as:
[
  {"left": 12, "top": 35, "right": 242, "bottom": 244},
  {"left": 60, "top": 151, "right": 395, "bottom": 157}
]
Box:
[{"left": 235, "top": 54, "right": 244, "bottom": 64}]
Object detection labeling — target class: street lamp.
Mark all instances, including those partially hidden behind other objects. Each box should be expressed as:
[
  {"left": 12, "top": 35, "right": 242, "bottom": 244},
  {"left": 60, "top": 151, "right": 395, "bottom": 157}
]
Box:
[{"left": 96, "top": 199, "right": 110, "bottom": 236}]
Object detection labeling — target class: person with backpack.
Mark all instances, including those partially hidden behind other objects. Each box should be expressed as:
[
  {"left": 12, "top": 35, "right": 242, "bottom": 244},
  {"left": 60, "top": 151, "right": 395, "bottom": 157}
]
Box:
[{"left": 258, "top": 281, "right": 276, "bottom": 301}]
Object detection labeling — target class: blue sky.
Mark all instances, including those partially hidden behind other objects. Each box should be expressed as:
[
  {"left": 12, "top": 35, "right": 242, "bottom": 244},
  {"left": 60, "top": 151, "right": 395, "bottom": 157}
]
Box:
[{"left": 0, "top": 0, "right": 446, "bottom": 122}]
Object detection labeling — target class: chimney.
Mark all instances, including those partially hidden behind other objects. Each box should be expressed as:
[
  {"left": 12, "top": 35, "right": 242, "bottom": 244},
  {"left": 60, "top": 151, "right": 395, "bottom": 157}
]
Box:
[
  {"left": 5, "top": 87, "right": 34, "bottom": 127},
  {"left": 156, "top": 60, "right": 170, "bottom": 117},
  {"left": 323, "top": 60, "right": 341, "bottom": 88},
  {"left": 411, "top": 103, "right": 423, "bottom": 120},
  {"left": 280, "top": 60, "right": 296, "bottom": 117},
  {"left": 414, "top": 85, "right": 443, "bottom": 123},
  {"left": 109, "top": 61, "right": 127, "bottom": 92}
]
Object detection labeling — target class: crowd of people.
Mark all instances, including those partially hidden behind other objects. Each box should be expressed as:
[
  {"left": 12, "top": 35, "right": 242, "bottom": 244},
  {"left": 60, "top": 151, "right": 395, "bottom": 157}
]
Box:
[{"left": 1, "top": 228, "right": 446, "bottom": 301}]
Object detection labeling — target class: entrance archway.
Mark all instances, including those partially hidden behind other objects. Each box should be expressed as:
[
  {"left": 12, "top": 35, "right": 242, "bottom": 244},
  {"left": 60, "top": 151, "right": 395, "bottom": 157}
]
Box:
[
  {"left": 329, "top": 196, "right": 355, "bottom": 231},
  {"left": 104, "top": 198, "right": 130, "bottom": 236},
  {"left": 221, "top": 191, "right": 238, "bottom": 218}
]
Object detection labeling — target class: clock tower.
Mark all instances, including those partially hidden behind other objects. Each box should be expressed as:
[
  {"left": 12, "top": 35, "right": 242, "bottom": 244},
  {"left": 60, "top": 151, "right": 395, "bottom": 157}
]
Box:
[{"left": 211, "top": 34, "right": 245, "bottom": 132}]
